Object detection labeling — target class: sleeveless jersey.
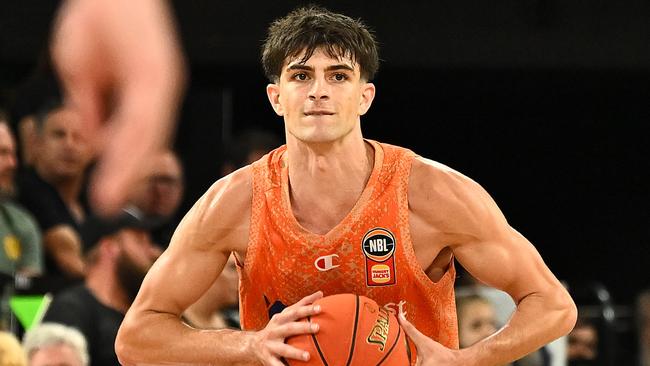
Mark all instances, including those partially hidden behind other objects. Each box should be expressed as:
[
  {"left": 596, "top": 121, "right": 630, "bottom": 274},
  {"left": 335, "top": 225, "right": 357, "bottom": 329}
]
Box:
[{"left": 239, "top": 140, "right": 459, "bottom": 349}]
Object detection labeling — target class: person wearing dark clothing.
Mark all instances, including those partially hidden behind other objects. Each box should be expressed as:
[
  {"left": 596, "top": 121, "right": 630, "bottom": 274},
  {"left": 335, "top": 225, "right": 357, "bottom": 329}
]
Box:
[{"left": 43, "top": 209, "right": 160, "bottom": 366}]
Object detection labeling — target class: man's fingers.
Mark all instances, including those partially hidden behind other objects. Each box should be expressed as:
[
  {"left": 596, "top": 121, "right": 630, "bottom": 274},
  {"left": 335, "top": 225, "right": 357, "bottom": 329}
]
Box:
[
  {"left": 398, "top": 313, "right": 428, "bottom": 345},
  {"left": 268, "top": 321, "right": 319, "bottom": 339},
  {"left": 295, "top": 290, "right": 324, "bottom": 307},
  {"left": 267, "top": 341, "right": 311, "bottom": 362}
]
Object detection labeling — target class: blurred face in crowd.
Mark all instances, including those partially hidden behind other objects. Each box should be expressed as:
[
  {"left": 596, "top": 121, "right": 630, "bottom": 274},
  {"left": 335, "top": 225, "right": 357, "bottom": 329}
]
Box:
[
  {"left": 130, "top": 151, "right": 183, "bottom": 218},
  {"left": 0, "top": 123, "right": 18, "bottom": 197},
  {"left": 114, "top": 228, "right": 161, "bottom": 302},
  {"left": 35, "top": 107, "right": 94, "bottom": 181},
  {"left": 568, "top": 323, "right": 598, "bottom": 361},
  {"left": 458, "top": 298, "right": 498, "bottom": 348},
  {"left": 203, "top": 254, "right": 239, "bottom": 309},
  {"left": 30, "top": 343, "right": 84, "bottom": 366},
  {"left": 267, "top": 48, "right": 375, "bottom": 144}
]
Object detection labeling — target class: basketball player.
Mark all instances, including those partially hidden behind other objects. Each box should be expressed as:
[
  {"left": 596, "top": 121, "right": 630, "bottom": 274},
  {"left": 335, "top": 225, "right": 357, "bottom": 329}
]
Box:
[
  {"left": 116, "top": 6, "right": 577, "bottom": 365},
  {"left": 50, "top": 0, "right": 186, "bottom": 215}
]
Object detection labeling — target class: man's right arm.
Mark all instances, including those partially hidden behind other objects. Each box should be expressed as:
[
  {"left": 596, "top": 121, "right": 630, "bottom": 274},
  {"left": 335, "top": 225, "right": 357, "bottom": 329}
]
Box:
[
  {"left": 43, "top": 225, "right": 85, "bottom": 278},
  {"left": 116, "top": 167, "right": 322, "bottom": 366}
]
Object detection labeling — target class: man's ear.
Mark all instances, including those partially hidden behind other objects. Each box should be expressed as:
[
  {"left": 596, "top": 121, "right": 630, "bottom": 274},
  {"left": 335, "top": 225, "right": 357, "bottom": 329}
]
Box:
[
  {"left": 266, "top": 83, "right": 284, "bottom": 116},
  {"left": 358, "top": 82, "right": 376, "bottom": 116}
]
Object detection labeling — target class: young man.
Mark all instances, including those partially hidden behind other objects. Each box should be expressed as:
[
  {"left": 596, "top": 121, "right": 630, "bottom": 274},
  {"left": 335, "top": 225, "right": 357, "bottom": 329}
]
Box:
[{"left": 116, "top": 6, "right": 576, "bottom": 365}]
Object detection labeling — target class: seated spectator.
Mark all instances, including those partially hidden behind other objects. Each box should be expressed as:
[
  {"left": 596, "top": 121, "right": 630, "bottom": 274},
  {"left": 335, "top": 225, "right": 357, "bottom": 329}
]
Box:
[
  {"left": 456, "top": 292, "right": 499, "bottom": 349},
  {"left": 0, "top": 331, "right": 27, "bottom": 365},
  {"left": 639, "top": 291, "right": 650, "bottom": 366},
  {"left": 22, "top": 322, "right": 88, "bottom": 366},
  {"left": 567, "top": 317, "right": 598, "bottom": 366},
  {"left": 456, "top": 267, "right": 552, "bottom": 366},
  {"left": 0, "top": 113, "right": 43, "bottom": 278},
  {"left": 17, "top": 97, "right": 95, "bottom": 285},
  {"left": 128, "top": 149, "right": 184, "bottom": 247},
  {"left": 182, "top": 253, "right": 239, "bottom": 329},
  {"left": 220, "top": 129, "right": 282, "bottom": 176},
  {"left": 42, "top": 208, "right": 160, "bottom": 365}
]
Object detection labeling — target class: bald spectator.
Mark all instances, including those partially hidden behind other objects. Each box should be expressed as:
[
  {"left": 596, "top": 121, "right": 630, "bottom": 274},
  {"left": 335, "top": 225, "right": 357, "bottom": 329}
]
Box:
[
  {"left": 23, "top": 322, "right": 88, "bottom": 366},
  {"left": 17, "top": 98, "right": 94, "bottom": 286},
  {"left": 128, "top": 149, "right": 184, "bottom": 247}
]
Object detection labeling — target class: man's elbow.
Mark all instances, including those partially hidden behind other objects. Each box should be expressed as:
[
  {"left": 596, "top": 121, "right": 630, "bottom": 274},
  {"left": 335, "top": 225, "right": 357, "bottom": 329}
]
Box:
[
  {"left": 115, "top": 318, "right": 141, "bottom": 365},
  {"left": 553, "top": 287, "right": 578, "bottom": 337}
]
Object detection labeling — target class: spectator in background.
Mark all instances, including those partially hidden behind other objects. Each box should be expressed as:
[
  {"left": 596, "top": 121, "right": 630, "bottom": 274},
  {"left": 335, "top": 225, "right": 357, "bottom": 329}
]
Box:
[
  {"left": 17, "top": 98, "right": 94, "bottom": 285},
  {"left": 0, "top": 113, "right": 43, "bottom": 278},
  {"left": 182, "top": 253, "right": 239, "bottom": 330},
  {"left": 7, "top": 59, "right": 60, "bottom": 168},
  {"left": 220, "top": 129, "right": 282, "bottom": 176},
  {"left": 456, "top": 293, "right": 499, "bottom": 349},
  {"left": 128, "top": 149, "right": 184, "bottom": 247},
  {"left": 567, "top": 317, "right": 598, "bottom": 366},
  {"left": 456, "top": 267, "right": 553, "bottom": 366},
  {"left": 42, "top": 209, "right": 159, "bottom": 365},
  {"left": 0, "top": 331, "right": 27, "bottom": 365},
  {"left": 639, "top": 291, "right": 650, "bottom": 366},
  {"left": 23, "top": 322, "right": 88, "bottom": 366}
]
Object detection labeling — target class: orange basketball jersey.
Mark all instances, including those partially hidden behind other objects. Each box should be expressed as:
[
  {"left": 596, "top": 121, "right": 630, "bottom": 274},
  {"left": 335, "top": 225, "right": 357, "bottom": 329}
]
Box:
[{"left": 239, "top": 140, "right": 459, "bottom": 349}]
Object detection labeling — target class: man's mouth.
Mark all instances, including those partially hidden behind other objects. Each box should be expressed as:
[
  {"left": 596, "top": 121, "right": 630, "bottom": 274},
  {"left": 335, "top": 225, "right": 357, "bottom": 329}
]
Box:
[{"left": 304, "top": 110, "right": 335, "bottom": 116}]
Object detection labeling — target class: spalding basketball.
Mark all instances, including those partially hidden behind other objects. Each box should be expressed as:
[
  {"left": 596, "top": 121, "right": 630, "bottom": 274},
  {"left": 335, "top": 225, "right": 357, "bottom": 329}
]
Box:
[{"left": 286, "top": 293, "right": 415, "bottom": 365}]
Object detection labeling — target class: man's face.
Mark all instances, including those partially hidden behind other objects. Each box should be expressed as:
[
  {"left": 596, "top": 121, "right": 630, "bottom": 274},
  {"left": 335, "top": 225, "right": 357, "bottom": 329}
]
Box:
[
  {"left": 30, "top": 343, "right": 83, "bottom": 366},
  {"left": 568, "top": 325, "right": 598, "bottom": 360},
  {"left": 266, "top": 48, "right": 375, "bottom": 144},
  {"left": 0, "top": 123, "right": 17, "bottom": 196},
  {"left": 130, "top": 151, "right": 183, "bottom": 218},
  {"left": 115, "top": 228, "right": 161, "bottom": 302},
  {"left": 35, "top": 107, "right": 94, "bottom": 180}
]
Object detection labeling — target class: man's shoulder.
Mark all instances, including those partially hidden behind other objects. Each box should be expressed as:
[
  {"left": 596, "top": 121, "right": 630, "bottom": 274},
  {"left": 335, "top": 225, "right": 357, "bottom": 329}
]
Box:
[
  {"left": 410, "top": 156, "right": 473, "bottom": 187},
  {"left": 204, "top": 165, "right": 253, "bottom": 203},
  {"left": 0, "top": 201, "right": 39, "bottom": 230},
  {"left": 408, "top": 156, "right": 489, "bottom": 216},
  {"left": 184, "top": 166, "right": 252, "bottom": 229}
]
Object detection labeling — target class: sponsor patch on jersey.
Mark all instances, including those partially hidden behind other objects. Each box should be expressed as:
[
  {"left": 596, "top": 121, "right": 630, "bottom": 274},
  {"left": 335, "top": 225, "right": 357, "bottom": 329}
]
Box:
[{"left": 362, "top": 228, "right": 397, "bottom": 286}]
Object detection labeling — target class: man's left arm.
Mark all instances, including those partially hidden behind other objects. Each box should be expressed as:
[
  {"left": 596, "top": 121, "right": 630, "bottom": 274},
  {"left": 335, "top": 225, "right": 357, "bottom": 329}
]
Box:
[{"left": 402, "top": 170, "right": 577, "bottom": 366}]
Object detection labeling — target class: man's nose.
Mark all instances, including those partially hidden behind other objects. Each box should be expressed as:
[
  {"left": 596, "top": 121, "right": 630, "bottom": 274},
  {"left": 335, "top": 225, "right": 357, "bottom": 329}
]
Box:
[{"left": 308, "top": 77, "right": 330, "bottom": 100}]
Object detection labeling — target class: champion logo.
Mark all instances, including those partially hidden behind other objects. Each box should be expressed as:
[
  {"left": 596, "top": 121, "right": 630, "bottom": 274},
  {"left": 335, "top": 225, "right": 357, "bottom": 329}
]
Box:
[{"left": 314, "top": 254, "right": 340, "bottom": 272}]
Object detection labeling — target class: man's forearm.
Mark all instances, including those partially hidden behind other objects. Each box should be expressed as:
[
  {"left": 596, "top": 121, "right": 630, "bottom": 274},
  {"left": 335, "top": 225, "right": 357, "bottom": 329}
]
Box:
[
  {"left": 116, "top": 310, "right": 258, "bottom": 365},
  {"left": 458, "top": 288, "right": 576, "bottom": 366}
]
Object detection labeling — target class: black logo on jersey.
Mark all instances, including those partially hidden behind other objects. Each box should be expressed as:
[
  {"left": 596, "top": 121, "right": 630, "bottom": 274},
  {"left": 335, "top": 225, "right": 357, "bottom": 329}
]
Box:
[{"left": 362, "top": 228, "right": 396, "bottom": 262}]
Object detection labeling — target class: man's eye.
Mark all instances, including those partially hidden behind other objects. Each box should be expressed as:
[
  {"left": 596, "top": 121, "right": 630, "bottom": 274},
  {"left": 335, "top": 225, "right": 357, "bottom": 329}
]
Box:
[
  {"left": 333, "top": 73, "right": 347, "bottom": 81},
  {"left": 293, "top": 73, "right": 308, "bottom": 81}
]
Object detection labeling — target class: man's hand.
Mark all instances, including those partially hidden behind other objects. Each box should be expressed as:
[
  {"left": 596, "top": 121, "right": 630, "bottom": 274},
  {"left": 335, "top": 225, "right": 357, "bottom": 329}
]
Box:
[
  {"left": 51, "top": 0, "right": 186, "bottom": 216},
  {"left": 399, "top": 313, "right": 461, "bottom": 366},
  {"left": 251, "top": 291, "right": 324, "bottom": 366}
]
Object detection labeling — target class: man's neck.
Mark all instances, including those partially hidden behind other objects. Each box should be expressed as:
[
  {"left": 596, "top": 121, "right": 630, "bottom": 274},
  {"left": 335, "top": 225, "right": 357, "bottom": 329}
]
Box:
[
  {"left": 284, "top": 130, "right": 375, "bottom": 234},
  {"left": 285, "top": 130, "right": 373, "bottom": 193},
  {"left": 35, "top": 166, "right": 84, "bottom": 207}
]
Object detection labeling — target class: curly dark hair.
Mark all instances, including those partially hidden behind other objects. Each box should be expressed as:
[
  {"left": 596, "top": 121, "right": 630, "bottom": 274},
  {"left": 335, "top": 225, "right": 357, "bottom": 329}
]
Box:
[{"left": 261, "top": 6, "right": 379, "bottom": 83}]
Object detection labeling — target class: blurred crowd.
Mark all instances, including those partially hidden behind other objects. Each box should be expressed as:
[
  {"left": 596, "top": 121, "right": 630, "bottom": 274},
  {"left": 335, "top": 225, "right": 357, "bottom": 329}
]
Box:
[
  {"left": 0, "top": 21, "right": 647, "bottom": 366},
  {"left": 0, "top": 68, "right": 283, "bottom": 364}
]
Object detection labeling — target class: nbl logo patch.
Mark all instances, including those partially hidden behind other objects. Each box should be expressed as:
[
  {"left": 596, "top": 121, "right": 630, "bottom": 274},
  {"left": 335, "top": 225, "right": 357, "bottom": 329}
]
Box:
[{"left": 362, "top": 228, "right": 397, "bottom": 286}]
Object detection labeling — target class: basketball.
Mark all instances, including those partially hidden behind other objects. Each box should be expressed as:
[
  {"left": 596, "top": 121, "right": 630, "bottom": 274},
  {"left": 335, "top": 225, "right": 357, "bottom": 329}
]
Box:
[{"left": 286, "top": 293, "right": 415, "bottom": 366}]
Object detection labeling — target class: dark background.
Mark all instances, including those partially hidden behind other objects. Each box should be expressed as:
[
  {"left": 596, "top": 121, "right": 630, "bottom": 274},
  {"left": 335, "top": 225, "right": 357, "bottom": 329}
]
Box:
[{"left": 1, "top": 1, "right": 648, "bottom": 308}]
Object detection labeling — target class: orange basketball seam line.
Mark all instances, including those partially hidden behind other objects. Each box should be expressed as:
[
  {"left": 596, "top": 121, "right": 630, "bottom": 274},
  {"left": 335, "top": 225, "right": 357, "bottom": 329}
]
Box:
[
  {"left": 308, "top": 315, "right": 329, "bottom": 366},
  {"left": 375, "top": 323, "right": 402, "bottom": 366},
  {"left": 344, "top": 294, "right": 360, "bottom": 366}
]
